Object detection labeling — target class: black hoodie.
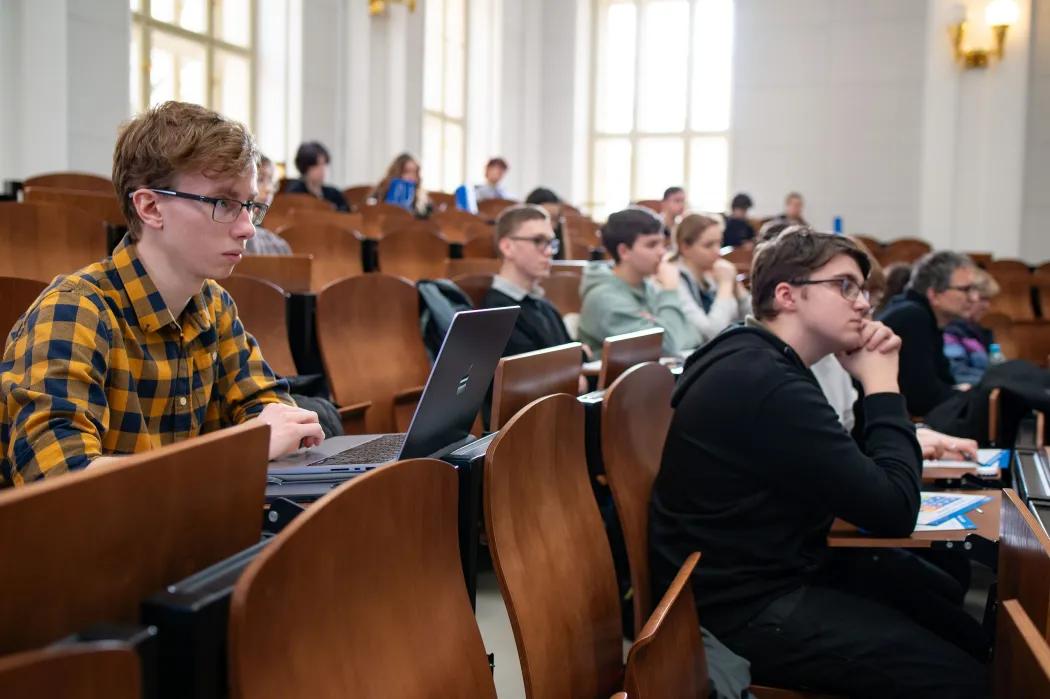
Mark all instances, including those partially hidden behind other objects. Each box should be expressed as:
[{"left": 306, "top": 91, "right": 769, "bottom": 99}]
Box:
[{"left": 649, "top": 323, "right": 922, "bottom": 635}]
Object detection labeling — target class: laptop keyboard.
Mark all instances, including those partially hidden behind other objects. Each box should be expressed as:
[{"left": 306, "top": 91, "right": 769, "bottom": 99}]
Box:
[{"left": 311, "top": 433, "right": 408, "bottom": 466}]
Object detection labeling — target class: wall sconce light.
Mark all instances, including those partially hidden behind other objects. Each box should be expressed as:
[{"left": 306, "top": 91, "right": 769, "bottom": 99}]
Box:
[
  {"left": 949, "top": 0, "right": 1019, "bottom": 69},
  {"left": 370, "top": 0, "right": 417, "bottom": 16}
]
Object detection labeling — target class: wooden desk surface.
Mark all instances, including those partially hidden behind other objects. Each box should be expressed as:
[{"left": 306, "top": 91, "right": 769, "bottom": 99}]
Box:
[
  {"left": 828, "top": 488, "right": 1001, "bottom": 549},
  {"left": 922, "top": 465, "right": 1002, "bottom": 482}
]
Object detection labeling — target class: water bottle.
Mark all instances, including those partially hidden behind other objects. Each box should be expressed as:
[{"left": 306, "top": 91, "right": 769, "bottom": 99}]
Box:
[
  {"left": 989, "top": 343, "right": 1006, "bottom": 366},
  {"left": 833, "top": 216, "right": 843, "bottom": 234}
]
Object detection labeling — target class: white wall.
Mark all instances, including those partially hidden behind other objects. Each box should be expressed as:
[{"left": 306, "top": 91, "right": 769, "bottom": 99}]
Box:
[
  {"left": 0, "top": 0, "right": 129, "bottom": 180},
  {"left": 1021, "top": 0, "right": 1050, "bottom": 263},
  {"left": 731, "top": 0, "right": 928, "bottom": 236}
]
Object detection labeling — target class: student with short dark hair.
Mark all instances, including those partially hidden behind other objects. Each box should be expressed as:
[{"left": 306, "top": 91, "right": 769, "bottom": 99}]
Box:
[
  {"left": 660, "top": 186, "right": 687, "bottom": 237},
  {"left": 723, "top": 192, "right": 756, "bottom": 247},
  {"left": 0, "top": 101, "right": 325, "bottom": 487},
  {"left": 480, "top": 205, "right": 573, "bottom": 359},
  {"left": 768, "top": 191, "right": 807, "bottom": 227},
  {"left": 524, "top": 187, "right": 566, "bottom": 260},
  {"left": 578, "top": 207, "right": 699, "bottom": 355},
  {"left": 475, "top": 157, "right": 511, "bottom": 201},
  {"left": 650, "top": 228, "right": 987, "bottom": 697},
  {"left": 285, "top": 141, "right": 350, "bottom": 211}
]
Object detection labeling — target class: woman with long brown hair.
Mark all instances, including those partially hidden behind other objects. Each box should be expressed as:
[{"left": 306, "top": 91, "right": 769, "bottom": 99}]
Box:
[{"left": 371, "top": 152, "right": 431, "bottom": 217}]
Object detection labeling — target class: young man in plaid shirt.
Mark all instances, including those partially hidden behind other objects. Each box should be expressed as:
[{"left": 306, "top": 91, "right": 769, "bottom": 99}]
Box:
[{"left": 0, "top": 101, "right": 324, "bottom": 487}]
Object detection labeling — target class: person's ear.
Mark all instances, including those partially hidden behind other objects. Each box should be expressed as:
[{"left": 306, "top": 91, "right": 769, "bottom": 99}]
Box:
[
  {"left": 772, "top": 281, "right": 798, "bottom": 313},
  {"left": 131, "top": 189, "right": 164, "bottom": 230},
  {"left": 497, "top": 236, "right": 514, "bottom": 259},
  {"left": 616, "top": 241, "right": 631, "bottom": 262}
]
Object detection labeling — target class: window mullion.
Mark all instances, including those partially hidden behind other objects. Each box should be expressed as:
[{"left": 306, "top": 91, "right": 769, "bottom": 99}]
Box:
[{"left": 628, "top": 0, "right": 644, "bottom": 203}]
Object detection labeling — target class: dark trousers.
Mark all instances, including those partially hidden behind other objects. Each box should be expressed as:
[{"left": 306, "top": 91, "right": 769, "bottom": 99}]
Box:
[{"left": 720, "top": 549, "right": 989, "bottom": 698}]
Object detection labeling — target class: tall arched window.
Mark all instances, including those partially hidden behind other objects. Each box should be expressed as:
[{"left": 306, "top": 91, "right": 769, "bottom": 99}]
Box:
[
  {"left": 590, "top": 0, "right": 733, "bottom": 219},
  {"left": 423, "top": 0, "right": 468, "bottom": 193},
  {"left": 130, "top": 0, "right": 255, "bottom": 127}
]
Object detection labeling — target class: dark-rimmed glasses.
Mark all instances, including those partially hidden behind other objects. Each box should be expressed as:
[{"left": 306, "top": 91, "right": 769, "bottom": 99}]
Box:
[
  {"left": 946, "top": 284, "right": 981, "bottom": 297},
  {"left": 133, "top": 188, "right": 269, "bottom": 226},
  {"left": 790, "top": 277, "right": 870, "bottom": 303},
  {"left": 508, "top": 235, "right": 560, "bottom": 255}
]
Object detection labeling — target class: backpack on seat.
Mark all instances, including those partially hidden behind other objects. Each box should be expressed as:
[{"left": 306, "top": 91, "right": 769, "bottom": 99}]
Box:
[{"left": 417, "top": 278, "right": 475, "bottom": 359}]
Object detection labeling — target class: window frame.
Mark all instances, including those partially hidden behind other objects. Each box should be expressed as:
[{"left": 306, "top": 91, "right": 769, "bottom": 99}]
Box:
[
  {"left": 131, "top": 0, "right": 257, "bottom": 129},
  {"left": 587, "top": 0, "right": 734, "bottom": 218},
  {"left": 423, "top": 0, "right": 470, "bottom": 194}
]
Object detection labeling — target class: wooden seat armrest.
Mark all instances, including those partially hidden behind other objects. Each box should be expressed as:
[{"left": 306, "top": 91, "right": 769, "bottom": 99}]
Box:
[
  {"left": 393, "top": 385, "right": 425, "bottom": 404},
  {"left": 337, "top": 401, "right": 371, "bottom": 435},
  {"left": 610, "top": 693, "right": 627, "bottom": 699},
  {"left": 989, "top": 388, "right": 1001, "bottom": 445}
]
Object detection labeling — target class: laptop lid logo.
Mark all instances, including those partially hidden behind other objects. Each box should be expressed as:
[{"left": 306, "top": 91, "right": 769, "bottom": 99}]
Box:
[{"left": 456, "top": 364, "right": 473, "bottom": 396}]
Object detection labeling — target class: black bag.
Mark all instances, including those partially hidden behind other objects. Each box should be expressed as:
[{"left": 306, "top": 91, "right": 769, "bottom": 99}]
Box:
[{"left": 417, "top": 278, "right": 474, "bottom": 358}]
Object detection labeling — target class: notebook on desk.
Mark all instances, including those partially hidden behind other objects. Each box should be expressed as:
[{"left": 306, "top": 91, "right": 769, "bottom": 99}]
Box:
[{"left": 267, "top": 306, "right": 518, "bottom": 483}]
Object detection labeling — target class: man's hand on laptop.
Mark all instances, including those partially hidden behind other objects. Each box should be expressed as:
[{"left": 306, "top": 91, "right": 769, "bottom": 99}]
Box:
[{"left": 257, "top": 403, "right": 325, "bottom": 460}]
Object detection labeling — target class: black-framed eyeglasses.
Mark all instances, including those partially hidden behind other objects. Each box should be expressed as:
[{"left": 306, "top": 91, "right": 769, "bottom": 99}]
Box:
[
  {"left": 790, "top": 277, "right": 870, "bottom": 303},
  {"left": 946, "top": 284, "right": 981, "bottom": 297},
  {"left": 134, "top": 188, "right": 269, "bottom": 226},
  {"left": 508, "top": 235, "right": 560, "bottom": 255}
]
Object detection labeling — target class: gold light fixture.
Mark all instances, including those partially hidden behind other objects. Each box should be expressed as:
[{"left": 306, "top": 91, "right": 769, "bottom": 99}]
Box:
[
  {"left": 370, "top": 0, "right": 417, "bottom": 16},
  {"left": 950, "top": 0, "right": 1020, "bottom": 69}
]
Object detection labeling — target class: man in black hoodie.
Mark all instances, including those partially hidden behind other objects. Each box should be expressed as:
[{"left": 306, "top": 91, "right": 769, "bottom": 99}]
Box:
[{"left": 650, "top": 229, "right": 987, "bottom": 697}]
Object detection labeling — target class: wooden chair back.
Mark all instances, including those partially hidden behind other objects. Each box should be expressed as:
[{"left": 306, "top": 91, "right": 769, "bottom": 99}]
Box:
[
  {"left": 463, "top": 227, "right": 497, "bottom": 258},
  {"left": 316, "top": 274, "right": 431, "bottom": 433},
  {"left": 477, "top": 198, "right": 517, "bottom": 221},
  {"left": 999, "top": 488, "right": 1050, "bottom": 637},
  {"left": 268, "top": 192, "right": 334, "bottom": 220},
  {"left": 342, "top": 185, "right": 373, "bottom": 210},
  {"left": 0, "top": 422, "right": 269, "bottom": 654},
  {"left": 377, "top": 222, "right": 449, "bottom": 281},
  {"left": 228, "top": 458, "right": 496, "bottom": 699},
  {"left": 599, "top": 328, "right": 664, "bottom": 390},
  {"left": 20, "top": 187, "right": 125, "bottom": 230},
  {"left": 634, "top": 199, "right": 663, "bottom": 214},
  {"left": 236, "top": 254, "right": 313, "bottom": 294},
  {"left": 450, "top": 273, "right": 493, "bottom": 307},
  {"left": 0, "top": 201, "right": 108, "bottom": 282},
  {"left": 484, "top": 394, "right": 623, "bottom": 699},
  {"left": 490, "top": 343, "right": 583, "bottom": 430},
  {"left": 446, "top": 258, "right": 500, "bottom": 277},
  {"left": 23, "top": 172, "right": 113, "bottom": 193},
  {"left": 272, "top": 209, "right": 363, "bottom": 236},
  {"left": 0, "top": 643, "right": 140, "bottom": 699},
  {"left": 432, "top": 209, "right": 484, "bottom": 244},
  {"left": 995, "top": 599, "right": 1050, "bottom": 697},
  {"left": 602, "top": 362, "right": 676, "bottom": 633},
  {"left": 360, "top": 203, "right": 415, "bottom": 239},
  {"left": 428, "top": 190, "right": 457, "bottom": 212},
  {"left": 624, "top": 552, "right": 707, "bottom": 699},
  {"left": 551, "top": 260, "right": 589, "bottom": 276},
  {"left": 220, "top": 275, "right": 298, "bottom": 377},
  {"left": 724, "top": 245, "right": 753, "bottom": 271},
  {"left": 275, "top": 223, "right": 364, "bottom": 289},
  {"left": 1033, "top": 263, "right": 1050, "bottom": 317},
  {"left": 987, "top": 267, "right": 1035, "bottom": 321},
  {"left": 540, "top": 273, "right": 584, "bottom": 315},
  {"left": 986, "top": 259, "right": 1032, "bottom": 276},
  {"left": 0, "top": 276, "right": 47, "bottom": 350},
  {"left": 851, "top": 234, "right": 882, "bottom": 254},
  {"left": 877, "top": 238, "right": 931, "bottom": 266},
  {"left": 564, "top": 215, "right": 601, "bottom": 260}
]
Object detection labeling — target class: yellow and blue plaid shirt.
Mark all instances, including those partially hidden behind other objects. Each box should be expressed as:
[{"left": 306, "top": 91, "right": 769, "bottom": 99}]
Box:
[{"left": 0, "top": 237, "right": 293, "bottom": 486}]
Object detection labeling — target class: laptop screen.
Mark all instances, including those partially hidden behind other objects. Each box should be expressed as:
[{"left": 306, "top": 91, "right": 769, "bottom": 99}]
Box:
[{"left": 398, "top": 306, "right": 519, "bottom": 459}]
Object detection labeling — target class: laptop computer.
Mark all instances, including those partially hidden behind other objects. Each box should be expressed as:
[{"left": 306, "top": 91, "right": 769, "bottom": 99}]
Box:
[{"left": 267, "top": 306, "right": 518, "bottom": 482}]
